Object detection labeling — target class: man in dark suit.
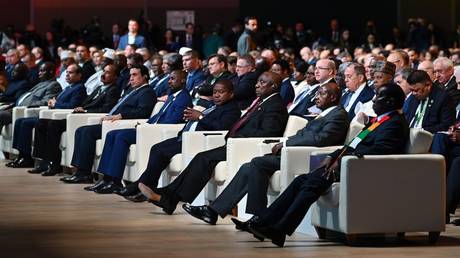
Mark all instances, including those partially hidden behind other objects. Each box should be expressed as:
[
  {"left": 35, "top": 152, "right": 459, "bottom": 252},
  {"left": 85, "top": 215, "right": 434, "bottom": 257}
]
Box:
[
  {"left": 75, "top": 45, "right": 96, "bottom": 83},
  {"left": 118, "top": 19, "right": 145, "bottom": 50},
  {"left": 271, "top": 60, "right": 294, "bottom": 106},
  {"left": 91, "top": 79, "right": 241, "bottom": 197},
  {"left": 179, "top": 23, "right": 203, "bottom": 57},
  {"left": 288, "top": 59, "right": 336, "bottom": 116},
  {"left": 341, "top": 62, "right": 375, "bottom": 121},
  {"left": 0, "top": 63, "right": 31, "bottom": 105},
  {"left": 230, "top": 55, "right": 258, "bottom": 110},
  {"left": 183, "top": 82, "right": 350, "bottom": 226},
  {"left": 194, "top": 54, "right": 232, "bottom": 108},
  {"left": 30, "top": 64, "right": 121, "bottom": 176},
  {"left": 61, "top": 64, "right": 156, "bottom": 184},
  {"left": 247, "top": 83, "right": 409, "bottom": 247},
  {"left": 403, "top": 70, "right": 455, "bottom": 133},
  {"left": 87, "top": 69, "right": 192, "bottom": 191},
  {"left": 7, "top": 64, "right": 87, "bottom": 168},
  {"left": 0, "top": 62, "right": 61, "bottom": 132},
  {"left": 182, "top": 50, "right": 206, "bottom": 93},
  {"left": 433, "top": 57, "right": 460, "bottom": 105},
  {"left": 137, "top": 71, "right": 289, "bottom": 214}
]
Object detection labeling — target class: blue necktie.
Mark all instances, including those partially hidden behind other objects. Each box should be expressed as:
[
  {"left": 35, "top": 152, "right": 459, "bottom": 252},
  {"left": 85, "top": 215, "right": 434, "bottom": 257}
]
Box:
[
  {"left": 342, "top": 91, "right": 354, "bottom": 108},
  {"left": 151, "top": 94, "right": 174, "bottom": 124},
  {"left": 108, "top": 88, "right": 137, "bottom": 115}
]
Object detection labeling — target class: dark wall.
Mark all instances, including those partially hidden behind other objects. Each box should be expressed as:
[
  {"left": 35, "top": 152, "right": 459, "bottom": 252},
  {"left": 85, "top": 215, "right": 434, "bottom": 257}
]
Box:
[{"left": 240, "top": 0, "right": 398, "bottom": 44}]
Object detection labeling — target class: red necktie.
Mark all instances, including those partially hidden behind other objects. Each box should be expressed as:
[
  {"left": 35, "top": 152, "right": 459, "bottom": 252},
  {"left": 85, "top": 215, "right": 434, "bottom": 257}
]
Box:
[{"left": 227, "top": 97, "right": 261, "bottom": 138}]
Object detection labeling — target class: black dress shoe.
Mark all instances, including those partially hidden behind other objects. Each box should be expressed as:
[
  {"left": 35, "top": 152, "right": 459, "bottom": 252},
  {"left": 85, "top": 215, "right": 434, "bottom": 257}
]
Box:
[
  {"left": 28, "top": 166, "right": 49, "bottom": 174},
  {"left": 451, "top": 219, "right": 460, "bottom": 226},
  {"left": 11, "top": 158, "right": 34, "bottom": 168},
  {"left": 115, "top": 184, "right": 140, "bottom": 197},
  {"left": 41, "top": 167, "right": 62, "bottom": 176},
  {"left": 123, "top": 193, "right": 147, "bottom": 202},
  {"left": 249, "top": 225, "right": 286, "bottom": 247},
  {"left": 83, "top": 180, "right": 109, "bottom": 191},
  {"left": 62, "top": 175, "right": 93, "bottom": 184},
  {"left": 231, "top": 216, "right": 259, "bottom": 232},
  {"left": 182, "top": 203, "right": 218, "bottom": 225},
  {"left": 6, "top": 158, "right": 20, "bottom": 167},
  {"left": 94, "top": 182, "right": 123, "bottom": 194}
]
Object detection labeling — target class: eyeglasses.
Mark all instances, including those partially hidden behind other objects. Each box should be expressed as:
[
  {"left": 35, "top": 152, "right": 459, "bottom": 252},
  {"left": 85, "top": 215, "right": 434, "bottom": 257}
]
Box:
[{"left": 315, "top": 66, "right": 330, "bottom": 71}]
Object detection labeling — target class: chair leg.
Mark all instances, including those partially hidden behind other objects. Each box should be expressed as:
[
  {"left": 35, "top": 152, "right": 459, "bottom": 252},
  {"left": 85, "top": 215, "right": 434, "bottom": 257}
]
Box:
[
  {"left": 345, "top": 234, "right": 358, "bottom": 245},
  {"left": 314, "top": 226, "right": 327, "bottom": 239},
  {"left": 428, "top": 232, "right": 440, "bottom": 244}
]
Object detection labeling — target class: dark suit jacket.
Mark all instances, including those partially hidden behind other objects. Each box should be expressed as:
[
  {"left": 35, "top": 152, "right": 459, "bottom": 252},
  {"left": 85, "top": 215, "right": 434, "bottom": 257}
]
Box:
[
  {"left": 280, "top": 79, "right": 295, "bottom": 106},
  {"left": 186, "top": 69, "right": 206, "bottom": 93},
  {"left": 230, "top": 72, "right": 257, "bottom": 110},
  {"left": 117, "top": 68, "right": 130, "bottom": 91},
  {"left": 82, "top": 84, "right": 120, "bottom": 113},
  {"left": 147, "top": 89, "right": 193, "bottom": 124},
  {"left": 0, "top": 79, "right": 31, "bottom": 103},
  {"left": 232, "top": 94, "right": 289, "bottom": 138},
  {"left": 435, "top": 76, "right": 460, "bottom": 106},
  {"left": 81, "top": 60, "right": 96, "bottom": 83},
  {"left": 112, "top": 85, "right": 156, "bottom": 119},
  {"left": 179, "top": 33, "right": 203, "bottom": 56},
  {"left": 194, "top": 100, "right": 241, "bottom": 131},
  {"left": 54, "top": 82, "right": 87, "bottom": 109},
  {"left": 289, "top": 85, "right": 320, "bottom": 116},
  {"left": 118, "top": 34, "right": 145, "bottom": 50},
  {"left": 330, "top": 111, "right": 409, "bottom": 160},
  {"left": 153, "top": 74, "right": 170, "bottom": 97},
  {"left": 286, "top": 106, "right": 349, "bottom": 147},
  {"left": 403, "top": 85, "right": 455, "bottom": 133},
  {"left": 178, "top": 100, "right": 241, "bottom": 138},
  {"left": 343, "top": 84, "right": 375, "bottom": 121}
]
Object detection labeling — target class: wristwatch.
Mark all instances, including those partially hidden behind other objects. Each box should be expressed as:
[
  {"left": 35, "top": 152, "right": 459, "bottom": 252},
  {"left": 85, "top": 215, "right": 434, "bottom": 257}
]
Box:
[{"left": 198, "top": 115, "right": 204, "bottom": 120}]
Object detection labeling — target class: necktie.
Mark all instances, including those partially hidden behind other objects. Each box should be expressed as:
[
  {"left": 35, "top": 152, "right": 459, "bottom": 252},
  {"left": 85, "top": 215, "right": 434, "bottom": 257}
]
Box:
[
  {"left": 227, "top": 97, "right": 261, "bottom": 138},
  {"left": 151, "top": 95, "right": 174, "bottom": 123},
  {"left": 342, "top": 91, "right": 354, "bottom": 109},
  {"left": 288, "top": 88, "right": 310, "bottom": 112},
  {"left": 108, "top": 88, "right": 137, "bottom": 115}
]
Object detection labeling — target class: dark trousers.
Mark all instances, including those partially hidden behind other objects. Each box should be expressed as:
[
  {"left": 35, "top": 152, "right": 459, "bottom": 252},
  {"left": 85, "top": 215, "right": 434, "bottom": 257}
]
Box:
[
  {"left": 33, "top": 118, "right": 66, "bottom": 164},
  {"left": 447, "top": 157, "right": 460, "bottom": 214},
  {"left": 431, "top": 132, "right": 460, "bottom": 171},
  {"left": 12, "top": 117, "right": 39, "bottom": 156},
  {"left": 210, "top": 154, "right": 280, "bottom": 217},
  {"left": 138, "top": 137, "right": 182, "bottom": 188},
  {"left": 257, "top": 167, "right": 333, "bottom": 235},
  {"left": 97, "top": 128, "right": 136, "bottom": 179},
  {"left": 160, "top": 145, "right": 227, "bottom": 206},
  {"left": 70, "top": 124, "right": 102, "bottom": 175},
  {"left": 0, "top": 109, "right": 12, "bottom": 131}
]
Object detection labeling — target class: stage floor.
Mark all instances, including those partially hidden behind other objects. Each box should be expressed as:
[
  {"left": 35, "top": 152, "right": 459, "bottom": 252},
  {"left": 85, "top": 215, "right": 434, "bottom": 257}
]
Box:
[{"left": 1, "top": 160, "right": 460, "bottom": 258}]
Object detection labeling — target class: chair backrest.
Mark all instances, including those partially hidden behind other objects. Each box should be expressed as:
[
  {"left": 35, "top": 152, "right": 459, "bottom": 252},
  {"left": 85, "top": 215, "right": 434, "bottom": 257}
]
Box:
[
  {"left": 344, "top": 120, "right": 365, "bottom": 144},
  {"left": 151, "top": 101, "right": 164, "bottom": 116},
  {"left": 405, "top": 128, "right": 433, "bottom": 154},
  {"left": 283, "top": 115, "right": 309, "bottom": 137}
]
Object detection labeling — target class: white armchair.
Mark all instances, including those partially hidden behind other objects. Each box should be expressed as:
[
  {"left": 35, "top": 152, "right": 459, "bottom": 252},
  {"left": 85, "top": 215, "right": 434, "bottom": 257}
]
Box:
[
  {"left": 205, "top": 115, "right": 309, "bottom": 204},
  {"left": 0, "top": 106, "right": 48, "bottom": 156},
  {"left": 310, "top": 129, "right": 445, "bottom": 244}
]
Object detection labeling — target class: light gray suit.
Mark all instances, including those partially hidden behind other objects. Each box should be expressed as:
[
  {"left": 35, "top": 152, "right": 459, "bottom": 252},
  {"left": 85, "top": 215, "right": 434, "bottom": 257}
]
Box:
[{"left": 0, "top": 80, "right": 61, "bottom": 130}]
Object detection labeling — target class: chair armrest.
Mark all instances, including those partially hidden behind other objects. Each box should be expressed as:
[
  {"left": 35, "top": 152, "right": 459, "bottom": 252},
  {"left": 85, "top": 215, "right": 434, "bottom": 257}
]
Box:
[
  {"left": 135, "top": 123, "right": 184, "bottom": 173},
  {"left": 39, "top": 109, "right": 74, "bottom": 119},
  {"left": 339, "top": 154, "right": 446, "bottom": 233},
  {"left": 101, "top": 119, "right": 147, "bottom": 141},
  {"left": 257, "top": 137, "right": 286, "bottom": 156},
  {"left": 64, "top": 113, "right": 107, "bottom": 166},
  {"left": 223, "top": 137, "right": 283, "bottom": 186},
  {"left": 24, "top": 106, "right": 48, "bottom": 117},
  {"left": 160, "top": 124, "right": 185, "bottom": 140},
  {"left": 279, "top": 145, "right": 341, "bottom": 192}
]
